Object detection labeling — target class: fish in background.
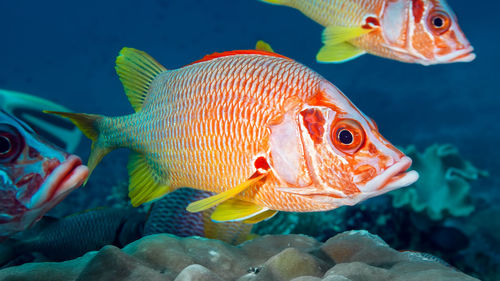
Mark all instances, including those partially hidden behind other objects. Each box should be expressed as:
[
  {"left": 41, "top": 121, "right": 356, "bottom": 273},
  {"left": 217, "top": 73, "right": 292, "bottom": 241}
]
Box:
[
  {"left": 0, "top": 207, "right": 145, "bottom": 265},
  {"left": 259, "top": 0, "right": 475, "bottom": 65},
  {"left": 0, "top": 89, "right": 82, "bottom": 153},
  {"left": 0, "top": 189, "right": 254, "bottom": 267},
  {"left": 145, "top": 188, "right": 254, "bottom": 245},
  {"left": 0, "top": 110, "right": 88, "bottom": 238},
  {"left": 48, "top": 47, "right": 418, "bottom": 223}
]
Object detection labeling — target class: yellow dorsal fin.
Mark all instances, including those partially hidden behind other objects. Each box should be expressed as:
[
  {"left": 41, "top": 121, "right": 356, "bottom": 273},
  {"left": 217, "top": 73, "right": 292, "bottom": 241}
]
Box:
[
  {"left": 115, "top": 47, "right": 167, "bottom": 112},
  {"left": 316, "top": 42, "right": 367, "bottom": 63},
  {"left": 321, "top": 25, "right": 373, "bottom": 46},
  {"left": 128, "top": 151, "right": 171, "bottom": 207},
  {"left": 186, "top": 172, "right": 267, "bottom": 213},
  {"left": 243, "top": 209, "right": 278, "bottom": 224},
  {"left": 210, "top": 198, "right": 265, "bottom": 222},
  {"left": 255, "top": 40, "right": 275, "bottom": 53}
]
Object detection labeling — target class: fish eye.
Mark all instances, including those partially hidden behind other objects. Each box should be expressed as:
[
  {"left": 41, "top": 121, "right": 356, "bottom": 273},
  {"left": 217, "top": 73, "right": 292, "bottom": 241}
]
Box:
[
  {"left": 428, "top": 10, "right": 451, "bottom": 35},
  {"left": 331, "top": 119, "right": 365, "bottom": 154},
  {"left": 0, "top": 125, "right": 23, "bottom": 162}
]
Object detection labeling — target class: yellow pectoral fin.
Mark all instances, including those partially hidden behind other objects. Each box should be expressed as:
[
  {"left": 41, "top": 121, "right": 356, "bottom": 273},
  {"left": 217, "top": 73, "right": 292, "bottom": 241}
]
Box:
[
  {"left": 210, "top": 198, "right": 268, "bottom": 222},
  {"left": 316, "top": 42, "right": 366, "bottom": 63},
  {"left": 255, "top": 40, "right": 275, "bottom": 53},
  {"left": 186, "top": 172, "right": 267, "bottom": 213},
  {"left": 128, "top": 152, "right": 171, "bottom": 207},
  {"left": 321, "top": 25, "right": 372, "bottom": 46}
]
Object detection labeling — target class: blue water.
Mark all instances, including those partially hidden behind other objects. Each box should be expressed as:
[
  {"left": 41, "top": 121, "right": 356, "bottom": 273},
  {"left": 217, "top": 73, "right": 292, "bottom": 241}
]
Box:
[{"left": 0, "top": 0, "right": 498, "bottom": 278}]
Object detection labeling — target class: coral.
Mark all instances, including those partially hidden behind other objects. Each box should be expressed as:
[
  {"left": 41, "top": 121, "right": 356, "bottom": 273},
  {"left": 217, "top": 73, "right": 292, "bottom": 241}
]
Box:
[
  {"left": 0, "top": 231, "right": 479, "bottom": 281},
  {"left": 390, "top": 144, "right": 487, "bottom": 220}
]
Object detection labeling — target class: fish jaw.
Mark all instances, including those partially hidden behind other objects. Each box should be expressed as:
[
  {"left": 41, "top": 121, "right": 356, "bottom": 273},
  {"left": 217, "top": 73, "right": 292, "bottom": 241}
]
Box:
[
  {"left": 308, "top": 157, "right": 418, "bottom": 207},
  {"left": 437, "top": 46, "right": 476, "bottom": 64},
  {"left": 27, "top": 155, "right": 88, "bottom": 209}
]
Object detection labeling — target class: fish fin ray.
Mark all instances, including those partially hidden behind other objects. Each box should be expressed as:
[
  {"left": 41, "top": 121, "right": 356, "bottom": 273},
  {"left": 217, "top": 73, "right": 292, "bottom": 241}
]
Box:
[
  {"left": 316, "top": 42, "right": 366, "bottom": 63},
  {"left": 255, "top": 40, "right": 275, "bottom": 53},
  {"left": 115, "top": 47, "right": 167, "bottom": 112},
  {"left": 322, "top": 25, "right": 372, "bottom": 46},
  {"left": 128, "top": 151, "right": 171, "bottom": 207},
  {"left": 186, "top": 172, "right": 267, "bottom": 213},
  {"left": 242, "top": 209, "right": 278, "bottom": 223},
  {"left": 210, "top": 198, "right": 265, "bottom": 222},
  {"left": 44, "top": 111, "right": 109, "bottom": 181},
  {"left": 189, "top": 50, "right": 289, "bottom": 66}
]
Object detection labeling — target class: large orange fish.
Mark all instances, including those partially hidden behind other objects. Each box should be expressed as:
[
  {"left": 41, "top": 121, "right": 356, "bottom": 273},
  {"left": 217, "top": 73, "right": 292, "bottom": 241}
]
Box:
[
  {"left": 260, "top": 0, "right": 475, "bottom": 65},
  {"left": 48, "top": 47, "right": 418, "bottom": 223}
]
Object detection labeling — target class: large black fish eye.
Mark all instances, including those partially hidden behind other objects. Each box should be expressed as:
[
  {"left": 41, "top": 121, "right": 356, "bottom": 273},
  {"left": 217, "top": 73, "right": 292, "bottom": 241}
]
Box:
[
  {"left": 338, "top": 129, "right": 354, "bottom": 145},
  {"left": 0, "top": 124, "right": 24, "bottom": 162},
  {"left": 0, "top": 135, "right": 11, "bottom": 155}
]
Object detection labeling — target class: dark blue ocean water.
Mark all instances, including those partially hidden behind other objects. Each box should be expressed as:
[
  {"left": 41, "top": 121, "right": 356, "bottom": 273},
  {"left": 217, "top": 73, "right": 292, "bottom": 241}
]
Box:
[{"left": 0, "top": 0, "right": 498, "bottom": 263}]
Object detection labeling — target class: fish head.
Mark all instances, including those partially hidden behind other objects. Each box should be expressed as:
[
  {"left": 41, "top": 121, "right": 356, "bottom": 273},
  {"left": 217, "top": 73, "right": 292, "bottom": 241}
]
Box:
[
  {"left": 0, "top": 111, "right": 88, "bottom": 236},
  {"left": 269, "top": 81, "right": 418, "bottom": 209},
  {"left": 380, "top": 0, "right": 475, "bottom": 65}
]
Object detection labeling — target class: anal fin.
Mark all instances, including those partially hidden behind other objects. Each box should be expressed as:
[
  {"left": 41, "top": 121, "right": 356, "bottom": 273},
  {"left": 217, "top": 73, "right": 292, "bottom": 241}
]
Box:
[
  {"left": 211, "top": 198, "right": 277, "bottom": 223},
  {"left": 128, "top": 151, "right": 170, "bottom": 207}
]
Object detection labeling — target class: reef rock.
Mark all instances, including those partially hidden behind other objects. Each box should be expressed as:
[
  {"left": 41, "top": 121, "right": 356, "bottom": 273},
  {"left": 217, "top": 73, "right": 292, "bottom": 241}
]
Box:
[{"left": 0, "top": 231, "right": 479, "bottom": 281}]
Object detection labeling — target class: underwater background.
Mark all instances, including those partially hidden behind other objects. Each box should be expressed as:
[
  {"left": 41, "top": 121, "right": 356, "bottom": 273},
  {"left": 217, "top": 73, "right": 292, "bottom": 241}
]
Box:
[{"left": 0, "top": 1, "right": 498, "bottom": 280}]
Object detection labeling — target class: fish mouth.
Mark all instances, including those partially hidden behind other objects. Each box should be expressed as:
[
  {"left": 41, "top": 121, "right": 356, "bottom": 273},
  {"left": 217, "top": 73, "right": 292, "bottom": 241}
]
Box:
[
  {"left": 362, "top": 156, "right": 419, "bottom": 194},
  {"left": 27, "top": 155, "right": 89, "bottom": 209},
  {"left": 441, "top": 47, "right": 476, "bottom": 63}
]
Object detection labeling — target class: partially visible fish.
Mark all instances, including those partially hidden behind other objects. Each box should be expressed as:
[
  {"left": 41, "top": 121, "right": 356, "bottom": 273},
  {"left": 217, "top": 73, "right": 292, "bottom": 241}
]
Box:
[
  {"left": 259, "top": 0, "right": 475, "bottom": 65},
  {"left": 0, "top": 110, "right": 88, "bottom": 237},
  {"left": 145, "top": 188, "right": 254, "bottom": 245},
  {"left": 0, "top": 207, "right": 145, "bottom": 264}
]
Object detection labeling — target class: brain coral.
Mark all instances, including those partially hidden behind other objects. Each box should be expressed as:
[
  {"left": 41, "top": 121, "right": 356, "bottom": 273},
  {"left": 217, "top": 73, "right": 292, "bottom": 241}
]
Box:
[
  {"left": 0, "top": 231, "right": 479, "bottom": 281},
  {"left": 389, "top": 144, "right": 487, "bottom": 220}
]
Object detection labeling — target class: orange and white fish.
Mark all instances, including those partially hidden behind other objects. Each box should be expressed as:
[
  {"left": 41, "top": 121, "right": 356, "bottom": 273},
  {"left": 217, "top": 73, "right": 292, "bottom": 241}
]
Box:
[
  {"left": 48, "top": 47, "right": 418, "bottom": 223},
  {"left": 259, "top": 0, "right": 475, "bottom": 65}
]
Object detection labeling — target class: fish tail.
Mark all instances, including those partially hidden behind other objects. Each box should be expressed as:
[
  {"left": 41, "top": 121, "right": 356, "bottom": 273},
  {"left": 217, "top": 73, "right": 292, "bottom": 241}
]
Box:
[{"left": 43, "top": 111, "right": 111, "bottom": 181}]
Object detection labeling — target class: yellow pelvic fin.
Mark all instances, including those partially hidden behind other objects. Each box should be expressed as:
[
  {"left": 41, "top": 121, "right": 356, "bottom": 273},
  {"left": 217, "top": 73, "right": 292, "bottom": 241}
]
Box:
[
  {"left": 186, "top": 172, "right": 267, "bottom": 213},
  {"left": 243, "top": 209, "right": 278, "bottom": 224},
  {"left": 255, "top": 40, "right": 275, "bottom": 53},
  {"left": 115, "top": 47, "right": 167, "bottom": 112},
  {"left": 316, "top": 42, "right": 367, "bottom": 63},
  {"left": 128, "top": 151, "right": 171, "bottom": 207},
  {"left": 258, "top": 0, "right": 289, "bottom": 6},
  {"left": 321, "top": 25, "right": 372, "bottom": 46},
  {"left": 210, "top": 198, "right": 266, "bottom": 222},
  {"left": 44, "top": 111, "right": 109, "bottom": 181}
]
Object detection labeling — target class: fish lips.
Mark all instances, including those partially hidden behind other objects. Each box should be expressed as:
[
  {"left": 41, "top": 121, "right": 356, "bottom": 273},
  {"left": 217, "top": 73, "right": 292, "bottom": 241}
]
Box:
[
  {"left": 364, "top": 156, "right": 419, "bottom": 194},
  {"left": 439, "top": 46, "right": 476, "bottom": 63},
  {"left": 26, "top": 155, "right": 88, "bottom": 209}
]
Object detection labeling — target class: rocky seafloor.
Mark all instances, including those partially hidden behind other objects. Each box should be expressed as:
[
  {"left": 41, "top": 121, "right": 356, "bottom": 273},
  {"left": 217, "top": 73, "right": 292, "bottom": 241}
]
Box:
[{"left": 0, "top": 230, "right": 478, "bottom": 281}]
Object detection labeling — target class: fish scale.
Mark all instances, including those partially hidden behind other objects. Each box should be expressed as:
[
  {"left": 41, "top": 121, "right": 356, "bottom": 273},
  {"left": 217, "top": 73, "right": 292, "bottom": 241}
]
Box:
[{"left": 95, "top": 55, "right": 319, "bottom": 209}]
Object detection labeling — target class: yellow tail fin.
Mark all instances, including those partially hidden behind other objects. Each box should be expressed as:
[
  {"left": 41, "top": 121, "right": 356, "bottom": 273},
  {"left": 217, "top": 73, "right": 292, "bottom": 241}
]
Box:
[{"left": 43, "top": 111, "right": 110, "bottom": 181}]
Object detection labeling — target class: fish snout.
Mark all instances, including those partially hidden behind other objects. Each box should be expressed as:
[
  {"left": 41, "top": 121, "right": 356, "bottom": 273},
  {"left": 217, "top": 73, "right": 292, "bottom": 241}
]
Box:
[{"left": 27, "top": 155, "right": 88, "bottom": 209}]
